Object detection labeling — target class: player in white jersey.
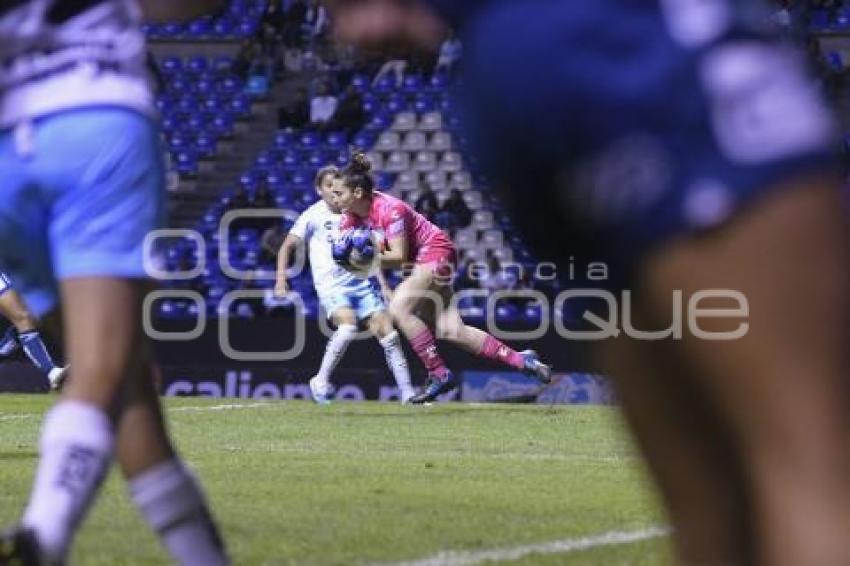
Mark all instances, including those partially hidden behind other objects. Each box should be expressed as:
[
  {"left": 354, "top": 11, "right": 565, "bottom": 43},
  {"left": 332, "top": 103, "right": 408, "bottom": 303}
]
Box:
[
  {"left": 274, "top": 166, "right": 415, "bottom": 404},
  {"left": 0, "top": 1, "right": 229, "bottom": 565},
  {"left": 0, "top": 271, "right": 68, "bottom": 390}
]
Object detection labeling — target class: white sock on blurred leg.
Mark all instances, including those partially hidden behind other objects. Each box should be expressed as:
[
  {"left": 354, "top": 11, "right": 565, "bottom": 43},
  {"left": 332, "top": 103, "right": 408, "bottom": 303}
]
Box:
[{"left": 23, "top": 400, "right": 113, "bottom": 560}]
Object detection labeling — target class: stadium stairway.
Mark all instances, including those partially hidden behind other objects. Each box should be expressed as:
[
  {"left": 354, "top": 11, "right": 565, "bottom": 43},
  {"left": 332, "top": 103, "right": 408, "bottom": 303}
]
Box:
[{"left": 168, "top": 84, "right": 283, "bottom": 229}]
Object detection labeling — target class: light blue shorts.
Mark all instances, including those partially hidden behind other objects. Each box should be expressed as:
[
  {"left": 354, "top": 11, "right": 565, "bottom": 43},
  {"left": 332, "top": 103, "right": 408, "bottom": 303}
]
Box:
[
  {"left": 0, "top": 107, "right": 165, "bottom": 316},
  {"left": 319, "top": 283, "right": 386, "bottom": 322}
]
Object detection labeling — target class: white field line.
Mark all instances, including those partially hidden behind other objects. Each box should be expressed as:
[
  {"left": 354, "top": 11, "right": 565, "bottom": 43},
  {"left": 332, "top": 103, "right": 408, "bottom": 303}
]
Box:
[
  {"left": 170, "top": 402, "right": 275, "bottom": 412},
  {"left": 372, "top": 526, "right": 670, "bottom": 566},
  {"left": 0, "top": 414, "right": 37, "bottom": 422},
  {"left": 0, "top": 402, "right": 276, "bottom": 422}
]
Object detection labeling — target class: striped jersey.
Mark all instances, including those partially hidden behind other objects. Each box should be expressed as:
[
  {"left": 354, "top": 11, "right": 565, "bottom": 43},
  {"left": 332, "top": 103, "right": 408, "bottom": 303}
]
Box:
[{"left": 0, "top": 0, "right": 153, "bottom": 127}]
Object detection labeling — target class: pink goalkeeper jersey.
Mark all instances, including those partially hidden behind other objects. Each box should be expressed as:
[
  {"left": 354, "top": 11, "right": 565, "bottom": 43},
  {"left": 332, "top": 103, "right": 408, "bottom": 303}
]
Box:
[{"left": 341, "top": 191, "right": 455, "bottom": 264}]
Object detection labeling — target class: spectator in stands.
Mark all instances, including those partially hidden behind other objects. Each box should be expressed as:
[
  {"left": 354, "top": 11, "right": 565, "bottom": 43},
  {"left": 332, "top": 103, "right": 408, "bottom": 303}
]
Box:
[
  {"left": 453, "top": 259, "right": 478, "bottom": 292},
  {"left": 436, "top": 188, "right": 472, "bottom": 233},
  {"left": 328, "top": 84, "right": 366, "bottom": 136},
  {"left": 373, "top": 58, "right": 407, "bottom": 87},
  {"left": 478, "top": 254, "right": 517, "bottom": 294},
  {"left": 233, "top": 38, "right": 261, "bottom": 81},
  {"left": 228, "top": 185, "right": 251, "bottom": 211},
  {"left": 309, "top": 81, "right": 339, "bottom": 129},
  {"left": 233, "top": 271, "right": 262, "bottom": 318},
  {"left": 253, "top": 183, "right": 275, "bottom": 209},
  {"left": 281, "top": 0, "right": 308, "bottom": 48},
  {"left": 258, "top": 1, "right": 285, "bottom": 79},
  {"left": 414, "top": 184, "right": 439, "bottom": 222},
  {"left": 435, "top": 30, "right": 462, "bottom": 75},
  {"left": 770, "top": 0, "right": 794, "bottom": 34},
  {"left": 260, "top": 222, "right": 288, "bottom": 265},
  {"left": 278, "top": 85, "right": 310, "bottom": 129},
  {"left": 304, "top": 0, "right": 329, "bottom": 42}
]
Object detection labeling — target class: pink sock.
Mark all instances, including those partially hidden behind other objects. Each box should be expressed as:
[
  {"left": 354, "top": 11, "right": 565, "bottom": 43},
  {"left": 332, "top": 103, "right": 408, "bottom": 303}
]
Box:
[
  {"left": 409, "top": 329, "right": 451, "bottom": 381},
  {"left": 479, "top": 335, "right": 525, "bottom": 370}
]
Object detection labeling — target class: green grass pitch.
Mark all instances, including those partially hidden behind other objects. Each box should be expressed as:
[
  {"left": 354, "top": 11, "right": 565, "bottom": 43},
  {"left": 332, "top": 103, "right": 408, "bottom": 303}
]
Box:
[{"left": 0, "top": 395, "right": 670, "bottom": 565}]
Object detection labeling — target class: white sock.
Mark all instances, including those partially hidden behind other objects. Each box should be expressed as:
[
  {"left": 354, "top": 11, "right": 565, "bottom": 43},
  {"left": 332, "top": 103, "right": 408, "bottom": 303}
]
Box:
[
  {"left": 380, "top": 331, "right": 413, "bottom": 397},
  {"left": 314, "top": 324, "right": 358, "bottom": 390},
  {"left": 22, "top": 400, "right": 114, "bottom": 560},
  {"left": 130, "top": 458, "right": 228, "bottom": 566}
]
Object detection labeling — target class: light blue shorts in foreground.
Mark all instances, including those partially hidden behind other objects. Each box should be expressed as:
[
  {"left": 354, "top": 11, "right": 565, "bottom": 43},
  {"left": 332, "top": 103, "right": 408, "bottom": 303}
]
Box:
[{"left": 0, "top": 107, "right": 165, "bottom": 317}]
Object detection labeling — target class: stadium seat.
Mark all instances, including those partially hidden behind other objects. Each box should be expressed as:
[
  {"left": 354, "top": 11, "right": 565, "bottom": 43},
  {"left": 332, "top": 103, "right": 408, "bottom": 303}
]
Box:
[
  {"left": 413, "top": 95, "right": 436, "bottom": 114},
  {"left": 449, "top": 171, "right": 472, "bottom": 190},
  {"left": 419, "top": 112, "right": 443, "bottom": 131},
  {"left": 325, "top": 131, "right": 347, "bottom": 148},
  {"left": 274, "top": 130, "right": 296, "bottom": 148},
  {"left": 412, "top": 151, "right": 437, "bottom": 172},
  {"left": 350, "top": 73, "right": 371, "bottom": 91},
  {"left": 454, "top": 228, "right": 478, "bottom": 249},
  {"left": 352, "top": 131, "right": 375, "bottom": 149},
  {"left": 402, "top": 74, "right": 424, "bottom": 92},
  {"left": 365, "top": 151, "right": 385, "bottom": 171},
  {"left": 401, "top": 131, "right": 427, "bottom": 151},
  {"left": 472, "top": 209, "right": 494, "bottom": 230},
  {"left": 386, "top": 94, "right": 409, "bottom": 114},
  {"left": 428, "top": 131, "right": 452, "bottom": 151},
  {"left": 480, "top": 229, "right": 504, "bottom": 249},
  {"left": 424, "top": 170, "right": 448, "bottom": 187},
  {"left": 438, "top": 151, "right": 463, "bottom": 172},
  {"left": 391, "top": 112, "right": 417, "bottom": 131},
  {"left": 384, "top": 151, "right": 409, "bottom": 172},
  {"left": 376, "top": 131, "right": 401, "bottom": 151},
  {"left": 464, "top": 191, "right": 484, "bottom": 211}
]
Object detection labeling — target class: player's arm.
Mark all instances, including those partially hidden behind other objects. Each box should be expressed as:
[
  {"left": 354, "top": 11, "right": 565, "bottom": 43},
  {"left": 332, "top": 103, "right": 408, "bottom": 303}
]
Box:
[
  {"left": 380, "top": 236, "right": 409, "bottom": 269},
  {"left": 324, "top": 0, "right": 446, "bottom": 50},
  {"left": 137, "top": 0, "right": 225, "bottom": 23},
  {"left": 274, "top": 234, "right": 302, "bottom": 297}
]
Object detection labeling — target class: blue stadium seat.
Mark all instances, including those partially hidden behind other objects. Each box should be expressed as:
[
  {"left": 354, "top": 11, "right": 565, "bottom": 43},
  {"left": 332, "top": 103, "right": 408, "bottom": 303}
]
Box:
[
  {"left": 211, "top": 114, "right": 234, "bottom": 136},
  {"left": 188, "top": 56, "right": 209, "bottom": 74},
  {"left": 402, "top": 74, "right": 424, "bottom": 92},
  {"left": 299, "top": 131, "right": 321, "bottom": 148},
  {"left": 325, "top": 131, "right": 347, "bottom": 148},
  {"left": 413, "top": 95, "right": 436, "bottom": 113},
  {"left": 274, "top": 130, "right": 296, "bottom": 148},
  {"left": 187, "top": 19, "right": 212, "bottom": 37},
  {"left": 386, "top": 94, "right": 408, "bottom": 114},
  {"left": 352, "top": 131, "right": 375, "bottom": 149},
  {"left": 373, "top": 74, "right": 396, "bottom": 93},
  {"left": 175, "top": 151, "right": 198, "bottom": 176},
  {"left": 430, "top": 73, "right": 450, "bottom": 89},
  {"left": 350, "top": 74, "right": 371, "bottom": 91},
  {"left": 195, "top": 133, "right": 216, "bottom": 158}
]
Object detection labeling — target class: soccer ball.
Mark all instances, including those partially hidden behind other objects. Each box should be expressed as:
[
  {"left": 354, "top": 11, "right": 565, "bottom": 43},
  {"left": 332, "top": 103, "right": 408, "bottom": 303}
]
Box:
[{"left": 332, "top": 227, "right": 378, "bottom": 277}]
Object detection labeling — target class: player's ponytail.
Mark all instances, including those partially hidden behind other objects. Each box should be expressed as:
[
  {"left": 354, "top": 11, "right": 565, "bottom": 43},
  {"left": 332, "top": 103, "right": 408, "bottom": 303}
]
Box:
[{"left": 341, "top": 151, "right": 375, "bottom": 195}]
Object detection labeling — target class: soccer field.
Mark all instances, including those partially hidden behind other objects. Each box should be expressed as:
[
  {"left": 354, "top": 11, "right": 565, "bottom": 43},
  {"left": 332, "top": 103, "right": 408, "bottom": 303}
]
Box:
[{"left": 0, "top": 396, "right": 670, "bottom": 565}]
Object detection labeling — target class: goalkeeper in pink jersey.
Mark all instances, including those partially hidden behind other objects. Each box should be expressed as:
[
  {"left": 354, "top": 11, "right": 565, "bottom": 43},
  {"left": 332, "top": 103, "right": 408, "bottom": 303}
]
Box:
[{"left": 335, "top": 153, "right": 551, "bottom": 404}]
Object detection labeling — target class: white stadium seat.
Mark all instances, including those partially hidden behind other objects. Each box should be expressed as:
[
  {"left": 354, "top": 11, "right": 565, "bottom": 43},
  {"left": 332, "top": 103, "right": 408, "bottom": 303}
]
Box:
[
  {"left": 412, "top": 151, "right": 437, "bottom": 172},
  {"left": 419, "top": 112, "right": 443, "bottom": 131},
  {"left": 391, "top": 112, "right": 417, "bottom": 131},
  {"left": 428, "top": 131, "right": 452, "bottom": 151},
  {"left": 438, "top": 151, "right": 462, "bottom": 172},
  {"left": 384, "top": 151, "right": 410, "bottom": 172},
  {"left": 401, "top": 131, "right": 427, "bottom": 151},
  {"left": 375, "top": 131, "right": 400, "bottom": 151},
  {"left": 471, "top": 209, "right": 494, "bottom": 230}
]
